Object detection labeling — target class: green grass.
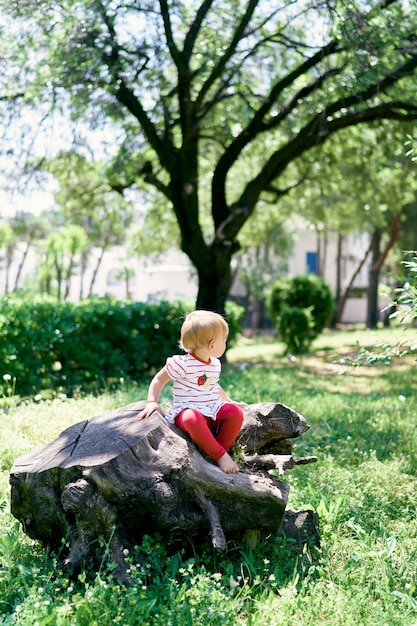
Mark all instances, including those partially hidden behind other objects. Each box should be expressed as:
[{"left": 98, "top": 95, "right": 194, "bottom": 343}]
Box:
[{"left": 1, "top": 328, "right": 416, "bottom": 625}]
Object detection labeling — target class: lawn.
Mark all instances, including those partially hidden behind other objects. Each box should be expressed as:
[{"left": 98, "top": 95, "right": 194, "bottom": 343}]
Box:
[{"left": 1, "top": 327, "right": 416, "bottom": 625}]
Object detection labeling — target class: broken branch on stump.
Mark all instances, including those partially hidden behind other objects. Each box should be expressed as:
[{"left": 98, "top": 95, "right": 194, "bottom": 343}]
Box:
[{"left": 243, "top": 454, "right": 318, "bottom": 476}]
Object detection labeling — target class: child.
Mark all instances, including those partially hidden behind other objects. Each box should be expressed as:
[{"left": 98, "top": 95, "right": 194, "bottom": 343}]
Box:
[{"left": 138, "top": 310, "right": 245, "bottom": 473}]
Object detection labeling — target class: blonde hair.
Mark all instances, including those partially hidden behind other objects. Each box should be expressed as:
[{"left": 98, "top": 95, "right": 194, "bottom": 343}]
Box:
[{"left": 179, "top": 310, "right": 229, "bottom": 352}]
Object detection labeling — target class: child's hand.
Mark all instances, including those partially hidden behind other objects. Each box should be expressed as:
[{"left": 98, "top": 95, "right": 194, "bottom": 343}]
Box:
[{"left": 137, "top": 401, "right": 163, "bottom": 420}]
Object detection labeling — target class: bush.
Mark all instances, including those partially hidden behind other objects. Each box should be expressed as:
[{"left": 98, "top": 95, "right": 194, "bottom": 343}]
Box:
[
  {"left": 279, "top": 306, "right": 313, "bottom": 354},
  {"left": 268, "top": 274, "right": 334, "bottom": 353},
  {"left": 224, "top": 300, "right": 245, "bottom": 345},
  {"left": 0, "top": 296, "right": 243, "bottom": 398},
  {"left": 392, "top": 253, "right": 417, "bottom": 324}
]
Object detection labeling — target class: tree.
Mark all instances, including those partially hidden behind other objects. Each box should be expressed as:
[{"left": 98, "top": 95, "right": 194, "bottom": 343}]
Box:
[
  {"left": 286, "top": 123, "right": 417, "bottom": 327},
  {"left": 116, "top": 265, "right": 135, "bottom": 301},
  {"left": 394, "top": 253, "right": 417, "bottom": 325},
  {"left": 43, "top": 152, "right": 134, "bottom": 298},
  {"left": 0, "top": 219, "right": 14, "bottom": 293},
  {"left": 7, "top": 212, "right": 50, "bottom": 292},
  {"left": 2, "top": 0, "right": 417, "bottom": 314},
  {"left": 0, "top": 219, "right": 15, "bottom": 294},
  {"left": 41, "top": 224, "right": 88, "bottom": 299},
  {"left": 232, "top": 205, "right": 294, "bottom": 332}
]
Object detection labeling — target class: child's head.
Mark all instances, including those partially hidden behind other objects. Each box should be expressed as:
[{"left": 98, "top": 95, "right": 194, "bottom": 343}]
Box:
[{"left": 180, "top": 310, "right": 229, "bottom": 353}]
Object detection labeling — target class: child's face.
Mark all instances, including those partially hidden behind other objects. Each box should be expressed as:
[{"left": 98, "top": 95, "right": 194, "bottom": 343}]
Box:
[{"left": 210, "top": 330, "right": 227, "bottom": 358}]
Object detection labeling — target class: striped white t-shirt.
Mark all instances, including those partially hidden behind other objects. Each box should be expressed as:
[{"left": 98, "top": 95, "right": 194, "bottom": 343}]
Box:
[{"left": 164, "top": 352, "right": 226, "bottom": 423}]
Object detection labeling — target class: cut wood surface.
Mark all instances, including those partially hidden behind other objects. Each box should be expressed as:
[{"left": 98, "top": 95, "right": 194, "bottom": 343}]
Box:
[{"left": 10, "top": 401, "right": 317, "bottom": 578}]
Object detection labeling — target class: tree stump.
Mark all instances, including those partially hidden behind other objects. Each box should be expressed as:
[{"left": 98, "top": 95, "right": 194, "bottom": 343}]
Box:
[{"left": 9, "top": 401, "right": 317, "bottom": 579}]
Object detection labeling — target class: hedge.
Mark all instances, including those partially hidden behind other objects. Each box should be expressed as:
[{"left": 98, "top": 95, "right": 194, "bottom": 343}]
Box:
[{"left": 0, "top": 296, "right": 243, "bottom": 398}]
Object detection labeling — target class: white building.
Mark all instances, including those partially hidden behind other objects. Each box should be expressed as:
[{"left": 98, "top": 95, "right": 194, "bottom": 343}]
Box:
[
  {"left": 0, "top": 244, "right": 198, "bottom": 304},
  {"left": 286, "top": 228, "right": 380, "bottom": 324},
  {"left": 230, "top": 228, "right": 387, "bottom": 324},
  {"left": 1, "top": 230, "right": 387, "bottom": 324}
]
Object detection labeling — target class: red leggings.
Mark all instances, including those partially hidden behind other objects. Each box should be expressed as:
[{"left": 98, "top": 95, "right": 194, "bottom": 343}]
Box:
[{"left": 175, "top": 403, "right": 244, "bottom": 462}]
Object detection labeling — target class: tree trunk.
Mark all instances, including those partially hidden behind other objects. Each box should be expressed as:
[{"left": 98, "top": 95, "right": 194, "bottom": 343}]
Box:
[
  {"left": 54, "top": 255, "right": 63, "bottom": 300},
  {"left": 79, "top": 250, "right": 87, "bottom": 299},
  {"left": 330, "top": 233, "right": 343, "bottom": 327},
  {"left": 249, "top": 297, "right": 263, "bottom": 333},
  {"left": 367, "top": 229, "right": 382, "bottom": 328},
  {"left": 88, "top": 247, "right": 106, "bottom": 297},
  {"left": 367, "top": 216, "right": 399, "bottom": 328},
  {"left": 195, "top": 242, "right": 236, "bottom": 313},
  {"left": 317, "top": 229, "right": 328, "bottom": 277},
  {"left": 64, "top": 254, "right": 75, "bottom": 300},
  {"left": 4, "top": 245, "right": 12, "bottom": 294},
  {"left": 9, "top": 401, "right": 317, "bottom": 581},
  {"left": 13, "top": 242, "right": 31, "bottom": 291},
  {"left": 336, "top": 236, "right": 373, "bottom": 325}
]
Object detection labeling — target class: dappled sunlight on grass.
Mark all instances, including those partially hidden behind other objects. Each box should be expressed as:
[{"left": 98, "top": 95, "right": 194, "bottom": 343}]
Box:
[
  {"left": 227, "top": 326, "right": 416, "bottom": 397},
  {"left": 225, "top": 329, "right": 416, "bottom": 489},
  {"left": 227, "top": 334, "right": 285, "bottom": 364},
  {"left": 228, "top": 325, "right": 416, "bottom": 363}
]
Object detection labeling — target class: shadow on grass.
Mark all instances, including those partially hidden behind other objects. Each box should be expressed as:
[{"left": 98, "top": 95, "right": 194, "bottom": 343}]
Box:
[{"left": 223, "top": 359, "right": 416, "bottom": 475}]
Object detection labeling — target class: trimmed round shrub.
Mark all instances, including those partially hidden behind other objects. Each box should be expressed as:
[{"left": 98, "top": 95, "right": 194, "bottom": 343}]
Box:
[
  {"left": 268, "top": 274, "right": 334, "bottom": 353},
  {"left": 279, "top": 306, "right": 313, "bottom": 354},
  {"left": 289, "top": 275, "right": 334, "bottom": 336},
  {"left": 267, "top": 278, "right": 291, "bottom": 325}
]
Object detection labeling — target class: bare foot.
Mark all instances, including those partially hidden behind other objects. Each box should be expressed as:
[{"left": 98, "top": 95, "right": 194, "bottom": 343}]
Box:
[{"left": 217, "top": 452, "right": 239, "bottom": 474}]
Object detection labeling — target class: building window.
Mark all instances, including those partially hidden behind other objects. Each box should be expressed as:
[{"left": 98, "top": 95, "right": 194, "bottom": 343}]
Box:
[
  {"left": 107, "top": 269, "right": 121, "bottom": 286},
  {"left": 306, "top": 251, "right": 318, "bottom": 274}
]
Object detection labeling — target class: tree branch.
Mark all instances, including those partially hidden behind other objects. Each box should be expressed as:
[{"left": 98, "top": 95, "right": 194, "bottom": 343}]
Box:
[
  {"left": 216, "top": 99, "right": 417, "bottom": 244},
  {"left": 211, "top": 40, "right": 340, "bottom": 228},
  {"left": 264, "top": 99, "right": 417, "bottom": 190},
  {"left": 195, "top": 490, "right": 226, "bottom": 549},
  {"left": 210, "top": 0, "right": 414, "bottom": 232},
  {"left": 196, "top": 0, "right": 259, "bottom": 108},
  {"left": 96, "top": 0, "right": 177, "bottom": 177},
  {"left": 243, "top": 454, "right": 317, "bottom": 476},
  {"left": 0, "top": 92, "right": 25, "bottom": 101},
  {"left": 373, "top": 214, "right": 400, "bottom": 273},
  {"left": 323, "top": 54, "right": 417, "bottom": 122},
  {"left": 183, "top": 0, "right": 216, "bottom": 61},
  {"left": 115, "top": 82, "right": 173, "bottom": 172},
  {"left": 336, "top": 237, "right": 374, "bottom": 324},
  {"left": 159, "top": 0, "right": 182, "bottom": 67}
]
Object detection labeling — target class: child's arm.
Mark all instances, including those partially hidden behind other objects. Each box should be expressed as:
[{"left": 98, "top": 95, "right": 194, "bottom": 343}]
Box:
[{"left": 137, "top": 368, "right": 172, "bottom": 419}]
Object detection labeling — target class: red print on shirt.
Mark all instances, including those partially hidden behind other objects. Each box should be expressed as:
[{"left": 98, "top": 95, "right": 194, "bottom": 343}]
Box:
[{"left": 197, "top": 374, "right": 207, "bottom": 386}]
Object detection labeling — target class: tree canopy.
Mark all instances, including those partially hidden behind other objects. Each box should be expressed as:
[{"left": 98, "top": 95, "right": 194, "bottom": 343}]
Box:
[{"left": 1, "top": 0, "right": 417, "bottom": 312}]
